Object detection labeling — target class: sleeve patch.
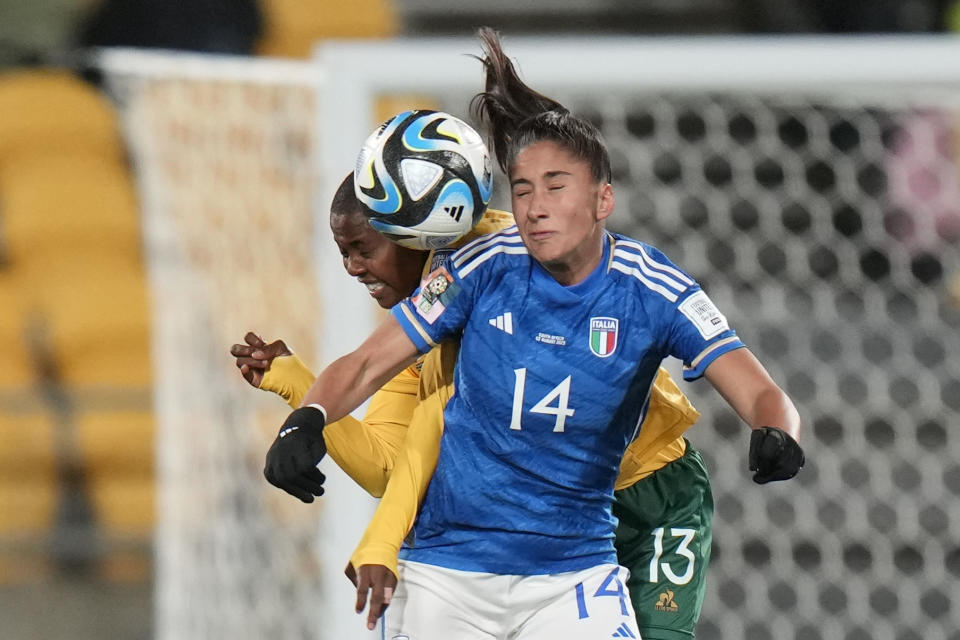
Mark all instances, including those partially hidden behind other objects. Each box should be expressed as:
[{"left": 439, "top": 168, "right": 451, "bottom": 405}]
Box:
[
  {"left": 678, "top": 290, "right": 729, "bottom": 340},
  {"left": 412, "top": 267, "right": 461, "bottom": 325}
]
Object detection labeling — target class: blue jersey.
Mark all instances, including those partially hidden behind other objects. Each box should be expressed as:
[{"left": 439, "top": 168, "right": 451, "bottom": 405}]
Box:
[{"left": 391, "top": 227, "right": 744, "bottom": 575}]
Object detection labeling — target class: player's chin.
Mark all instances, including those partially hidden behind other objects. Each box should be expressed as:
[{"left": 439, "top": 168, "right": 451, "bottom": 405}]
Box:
[
  {"left": 372, "top": 288, "right": 403, "bottom": 309},
  {"left": 527, "top": 239, "right": 564, "bottom": 262},
  {"left": 536, "top": 251, "right": 570, "bottom": 272}
]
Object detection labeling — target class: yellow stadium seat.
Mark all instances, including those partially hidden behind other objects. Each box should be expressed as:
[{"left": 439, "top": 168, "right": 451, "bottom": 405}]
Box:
[
  {"left": 85, "top": 477, "right": 155, "bottom": 538},
  {"left": 0, "top": 272, "right": 35, "bottom": 387},
  {"left": 0, "top": 481, "right": 59, "bottom": 536},
  {"left": 0, "top": 411, "right": 56, "bottom": 482},
  {"left": 74, "top": 410, "right": 154, "bottom": 478},
  {"left": 0, "top": 155, "right": 142, "bottom": 267},
  {"left": 0, "top": 130, "right": 149, "bottom": 388},
  {"left": 257, "top": 0, "right": 398, "bottom": 58},
  {"left": 18, "top": 256, "right": 152, "bottom": 387},
  {"left": 75, "top": 409, "right": 155, "bottom": 582},
  {"left": 0, "top": 70, "right": 125, "bottom": 163},
  {"left": 0, "top": 412, "right": 58, "bottom": 536}
]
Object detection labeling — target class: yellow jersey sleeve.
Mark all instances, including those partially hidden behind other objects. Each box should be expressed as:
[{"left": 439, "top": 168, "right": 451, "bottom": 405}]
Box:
[
  {"left": 323, "top": 362, "right": 420, "bottom": 497},
  {"left": 259, "top": 352, "right": 316, "bottom": 409},
  {"left": 349, "top": 341, "right": 459, "bottom": 578},
  {"left": 615, "top": 367, "right": 701, "bottom": 490}
]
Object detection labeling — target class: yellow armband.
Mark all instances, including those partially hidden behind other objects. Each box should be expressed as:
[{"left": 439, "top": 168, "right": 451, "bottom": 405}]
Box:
[{"left": 259, "top": 353, "right": 315, "bottom": 409}]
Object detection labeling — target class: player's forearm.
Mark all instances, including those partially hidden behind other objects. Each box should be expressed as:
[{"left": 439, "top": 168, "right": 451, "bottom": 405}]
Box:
[
  {"left": 300, "top": 315, "right": 421, "bottom": 422},
  {"left": 300, "top": 353, "right": 395, "bottom": 423},
  {"left": 747, "top": 385, "right": 801, "bottom": 440},
  {"left": 704, "top": 348, "right": 801, "bottom": 439}
]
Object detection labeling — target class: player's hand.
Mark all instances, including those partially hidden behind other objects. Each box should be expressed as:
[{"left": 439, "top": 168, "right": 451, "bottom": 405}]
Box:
[
  {"left": 749, "top": 426, "right": 805, "bottom": 484},
  {"left": 263, "top": 407, "right": 327, "bottom": 502},
  {"left": 351, "top": 563, "right": 397, "bottom": 631},
  {"left": 230, "top": 332, "right": 292, "bottom": 388}
]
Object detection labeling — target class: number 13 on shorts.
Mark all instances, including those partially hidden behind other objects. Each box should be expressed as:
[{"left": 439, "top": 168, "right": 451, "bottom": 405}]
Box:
[{"left": 649, "top": 527, "right": 696, "bottom": 584}]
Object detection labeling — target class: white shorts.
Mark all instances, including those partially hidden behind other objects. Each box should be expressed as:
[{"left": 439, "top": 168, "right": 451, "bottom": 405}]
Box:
[{"left": 384, "top": 560, "right": 640, "bottom": 640}]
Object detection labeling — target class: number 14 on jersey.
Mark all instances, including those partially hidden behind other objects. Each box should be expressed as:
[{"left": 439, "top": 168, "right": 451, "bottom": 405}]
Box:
[{"left": 510, "top": 368, "right": 575, "bottom": 432}]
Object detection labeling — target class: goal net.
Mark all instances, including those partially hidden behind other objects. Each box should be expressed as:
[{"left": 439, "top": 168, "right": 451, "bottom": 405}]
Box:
[
  {"left": 98, "top": 50, "right": 381, "bottom": 640},
  {"left": 100, "top": 36, "right": 960, "bottom": 640}
]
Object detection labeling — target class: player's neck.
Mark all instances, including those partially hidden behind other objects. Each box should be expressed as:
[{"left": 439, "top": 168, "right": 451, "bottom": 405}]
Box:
[{"left": 542, "top": 230, "right": 607, "bottom": 287}]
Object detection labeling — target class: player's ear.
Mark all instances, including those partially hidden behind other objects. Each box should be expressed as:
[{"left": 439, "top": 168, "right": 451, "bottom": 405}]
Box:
[{"left": 596, "top": 182, "right": 614, "bottom": 222}]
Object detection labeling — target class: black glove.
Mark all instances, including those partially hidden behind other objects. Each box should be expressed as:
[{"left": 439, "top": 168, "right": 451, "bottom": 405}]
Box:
[
  {"left": 264, "top": 406, "right": 328, "bottom": 502},
  {"left": 749, "top": 426, "right": 805, "bottom": 484}
]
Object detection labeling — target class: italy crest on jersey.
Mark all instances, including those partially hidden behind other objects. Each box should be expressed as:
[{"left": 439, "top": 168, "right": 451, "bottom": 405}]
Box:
[{"left": 589, "top": 317, "right": 618, "bottom": 358}]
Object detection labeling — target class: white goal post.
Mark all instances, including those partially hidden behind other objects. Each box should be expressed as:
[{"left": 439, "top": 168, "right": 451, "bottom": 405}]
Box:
[{"left": 99, "top": 35, "right": 960, "bottom": 640}]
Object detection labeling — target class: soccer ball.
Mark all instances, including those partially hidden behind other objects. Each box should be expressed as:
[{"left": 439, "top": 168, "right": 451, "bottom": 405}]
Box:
[{"left": 354, "top": 109, "right": 493, "bottom": 250}]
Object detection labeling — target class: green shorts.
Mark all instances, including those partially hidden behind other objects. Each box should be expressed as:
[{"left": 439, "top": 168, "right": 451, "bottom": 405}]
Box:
[{"left": 613, "top": 440, "right": 714, "bottom": 640}]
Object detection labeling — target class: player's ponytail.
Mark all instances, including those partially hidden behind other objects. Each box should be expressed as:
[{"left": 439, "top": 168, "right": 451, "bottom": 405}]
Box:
[
  {"left": 470, "top": 26, "right": 566, "bottom": 174},
  {"left": 470, "top": 27, "right": 612, "bottom": 185}
]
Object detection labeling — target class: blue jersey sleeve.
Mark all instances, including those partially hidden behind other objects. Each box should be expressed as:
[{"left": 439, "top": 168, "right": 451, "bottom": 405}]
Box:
[
  {"left": 391, "top": 260, "right": 475, "bottom": 353},
  {"left": 625, "top": 243, "right": 744, "bottom": 380},
  {"left": 666, "top": 286, "right": 745, "bottom": 380}
]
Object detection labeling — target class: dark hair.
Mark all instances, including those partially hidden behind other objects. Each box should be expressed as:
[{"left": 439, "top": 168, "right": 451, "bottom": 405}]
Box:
[
  {"left": 470, "top": 27, "right": 612, "bottom": 184},
  {"left": 330, "top": 172, "right": 364, "bottom": 219}
]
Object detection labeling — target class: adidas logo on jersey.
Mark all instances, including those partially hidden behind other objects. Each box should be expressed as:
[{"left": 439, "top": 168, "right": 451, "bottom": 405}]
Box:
[
  {"left": 488, "top": 312, "right": 513, "bottom": 335},
  {"left": 611, "top": 622, "right": 637, "bottom": 638}
]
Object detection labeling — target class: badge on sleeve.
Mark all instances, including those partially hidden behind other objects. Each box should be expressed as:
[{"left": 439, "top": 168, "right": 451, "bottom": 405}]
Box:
[
  {"left": 678, "top": 290, "right": 729, "bottom": 339},
  {"left": 413, "top": 267, "right": 460, "bottom": 324}
]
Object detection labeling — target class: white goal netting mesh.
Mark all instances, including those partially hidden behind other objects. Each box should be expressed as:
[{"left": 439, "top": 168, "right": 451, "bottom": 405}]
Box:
[
  {"left": 578, "top": 92, "right": 960, "bottom": 640},
  {"left": 100, "top": 52, "right": 335, "bottom": 640},
  {"left": 101, "top": 39, "right": 960, "bottom": 640}
]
